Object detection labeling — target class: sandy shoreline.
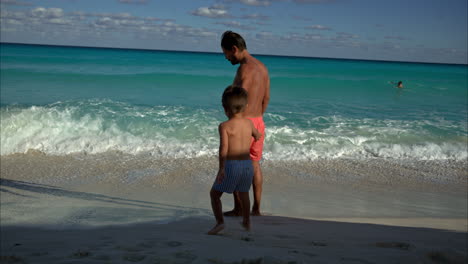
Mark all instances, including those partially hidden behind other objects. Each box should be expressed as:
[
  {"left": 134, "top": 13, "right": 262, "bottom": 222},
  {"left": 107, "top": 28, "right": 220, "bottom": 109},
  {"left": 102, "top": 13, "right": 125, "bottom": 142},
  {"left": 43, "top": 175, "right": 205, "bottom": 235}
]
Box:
[
  {"left": 2, "top": 216, "right": 467, "bottom": 264},
  {"left": 1, "top": 153, "right": 467, "bottom": 263}
]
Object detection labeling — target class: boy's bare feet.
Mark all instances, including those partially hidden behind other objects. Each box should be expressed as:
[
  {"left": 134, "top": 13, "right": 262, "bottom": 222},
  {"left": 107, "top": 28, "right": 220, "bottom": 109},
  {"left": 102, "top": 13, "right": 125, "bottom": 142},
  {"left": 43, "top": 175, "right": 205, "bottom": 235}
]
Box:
[
  {"left": 241, "top": 221, "right": 251, "bottom": 231},
  {"left": 223, "top": 210, "right": 242, "bottom": 216},
  {"left": 207, "top": 223, "right": 225, "bottom": 235}
]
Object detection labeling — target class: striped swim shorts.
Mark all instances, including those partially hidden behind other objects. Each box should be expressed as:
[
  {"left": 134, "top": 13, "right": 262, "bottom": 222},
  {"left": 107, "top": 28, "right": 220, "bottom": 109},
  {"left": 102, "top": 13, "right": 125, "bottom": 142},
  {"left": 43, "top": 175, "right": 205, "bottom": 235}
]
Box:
[{"left": 212, "top": 160, "right": 253, "bottom": 193}]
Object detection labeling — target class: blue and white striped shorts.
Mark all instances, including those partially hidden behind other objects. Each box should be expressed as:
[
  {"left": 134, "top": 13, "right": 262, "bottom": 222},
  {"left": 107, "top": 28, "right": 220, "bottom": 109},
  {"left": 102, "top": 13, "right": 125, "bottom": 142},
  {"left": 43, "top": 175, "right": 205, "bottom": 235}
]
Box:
[{"left": 212, "top": 160, "right": 253, "bottom": 193}]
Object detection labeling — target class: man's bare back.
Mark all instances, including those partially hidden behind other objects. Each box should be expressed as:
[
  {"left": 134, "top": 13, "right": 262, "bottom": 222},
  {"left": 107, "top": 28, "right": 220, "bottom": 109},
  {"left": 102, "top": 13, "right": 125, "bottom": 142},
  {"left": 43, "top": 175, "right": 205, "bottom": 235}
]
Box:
[{"left": 233, "top": 56, "right": 270, "bottom": 118}]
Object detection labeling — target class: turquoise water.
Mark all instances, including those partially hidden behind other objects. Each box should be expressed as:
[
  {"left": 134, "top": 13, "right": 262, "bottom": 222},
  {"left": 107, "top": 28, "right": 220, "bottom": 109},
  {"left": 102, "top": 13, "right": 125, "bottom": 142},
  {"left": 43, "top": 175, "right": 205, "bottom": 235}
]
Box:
[{"left": 1, "top": 43, "right": 467, "bottom": 161}]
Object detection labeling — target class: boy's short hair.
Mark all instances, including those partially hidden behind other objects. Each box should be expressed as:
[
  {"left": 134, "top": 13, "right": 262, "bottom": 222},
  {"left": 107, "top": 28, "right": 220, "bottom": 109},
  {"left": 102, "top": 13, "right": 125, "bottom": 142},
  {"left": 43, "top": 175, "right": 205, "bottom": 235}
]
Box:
[
  {"left": 222, "top": 86, "right": 248, "bottom": 114},
  {"left": 221, "top": 31, "right": 247, "bottom": 51}
]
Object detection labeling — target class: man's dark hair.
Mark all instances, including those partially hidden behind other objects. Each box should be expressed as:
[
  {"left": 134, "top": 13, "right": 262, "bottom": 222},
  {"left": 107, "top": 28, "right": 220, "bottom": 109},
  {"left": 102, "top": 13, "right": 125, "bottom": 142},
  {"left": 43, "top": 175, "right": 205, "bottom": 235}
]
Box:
[
  {"left": 221, "top": 31, "right": 247, "bottom": 51},
  {"left": 222, "top": 85, "right": 248, "bottom": 114}
]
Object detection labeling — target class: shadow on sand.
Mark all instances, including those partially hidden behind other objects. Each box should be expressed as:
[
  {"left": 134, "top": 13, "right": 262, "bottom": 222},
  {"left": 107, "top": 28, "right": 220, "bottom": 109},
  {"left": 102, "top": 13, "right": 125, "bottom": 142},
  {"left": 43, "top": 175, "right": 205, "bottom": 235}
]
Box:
[
  {"left": 0, "top": 178, "right": 207, "bottom": 213},
  {"left": 1, "top": 179, "right": 467, "bottom": 264},
  {"left": 1, "top": 215, "right": 467, "bottom": 264}
]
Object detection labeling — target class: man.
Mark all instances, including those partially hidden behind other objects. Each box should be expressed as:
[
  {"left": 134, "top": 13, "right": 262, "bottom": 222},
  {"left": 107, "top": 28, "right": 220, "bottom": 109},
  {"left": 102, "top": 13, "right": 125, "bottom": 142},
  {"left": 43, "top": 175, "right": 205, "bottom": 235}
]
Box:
[{"left": 220, "top": 30, "right": 270, "bottom": 216}]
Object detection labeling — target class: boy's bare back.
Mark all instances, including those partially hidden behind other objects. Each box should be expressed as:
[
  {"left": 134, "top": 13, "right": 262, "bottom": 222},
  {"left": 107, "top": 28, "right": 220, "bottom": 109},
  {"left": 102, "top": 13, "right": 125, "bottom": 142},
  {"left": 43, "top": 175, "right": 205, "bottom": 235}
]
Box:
[{"left": 219, "top": 117, "right": 260, "bottom": 160}]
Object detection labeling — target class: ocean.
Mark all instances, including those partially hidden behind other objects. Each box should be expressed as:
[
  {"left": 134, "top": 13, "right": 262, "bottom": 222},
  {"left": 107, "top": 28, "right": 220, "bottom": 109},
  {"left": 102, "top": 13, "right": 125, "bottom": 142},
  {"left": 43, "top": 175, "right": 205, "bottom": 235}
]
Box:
[
  {"left": 1, "top": 43, "right": 467, "bottom": 226},
  {"left": 1, "top": 43, "right": 467, "bottom": 161}
]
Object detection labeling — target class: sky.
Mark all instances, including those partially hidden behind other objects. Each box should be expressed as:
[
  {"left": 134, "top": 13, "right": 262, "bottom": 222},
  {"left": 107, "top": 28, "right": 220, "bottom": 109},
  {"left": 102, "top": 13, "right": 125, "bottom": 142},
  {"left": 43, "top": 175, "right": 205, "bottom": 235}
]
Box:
[{"left": 1, "top": 0, "right": 467, "bottom": 64}]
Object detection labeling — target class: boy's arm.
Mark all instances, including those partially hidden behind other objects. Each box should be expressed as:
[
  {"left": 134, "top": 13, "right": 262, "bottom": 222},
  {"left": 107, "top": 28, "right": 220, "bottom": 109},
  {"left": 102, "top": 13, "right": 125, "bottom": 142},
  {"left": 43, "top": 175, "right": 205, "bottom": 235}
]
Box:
[{"left": 217, "top": 123, "right": 229, "bottom": 183}]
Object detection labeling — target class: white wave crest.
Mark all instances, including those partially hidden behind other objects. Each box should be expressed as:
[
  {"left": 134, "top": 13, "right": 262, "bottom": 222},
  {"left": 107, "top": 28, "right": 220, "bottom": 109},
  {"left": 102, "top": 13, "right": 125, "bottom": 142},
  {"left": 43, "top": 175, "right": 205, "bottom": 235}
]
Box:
[{"left": 1, "top": 104, "right": 467, "bottom": 161}]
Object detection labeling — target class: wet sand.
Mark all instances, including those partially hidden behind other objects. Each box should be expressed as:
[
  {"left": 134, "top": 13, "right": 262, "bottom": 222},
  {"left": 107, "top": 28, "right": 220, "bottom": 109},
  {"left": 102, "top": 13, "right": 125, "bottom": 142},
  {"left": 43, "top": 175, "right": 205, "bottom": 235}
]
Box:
[{"left": 1, "top": 153, "right": 467, "bottom": 263}]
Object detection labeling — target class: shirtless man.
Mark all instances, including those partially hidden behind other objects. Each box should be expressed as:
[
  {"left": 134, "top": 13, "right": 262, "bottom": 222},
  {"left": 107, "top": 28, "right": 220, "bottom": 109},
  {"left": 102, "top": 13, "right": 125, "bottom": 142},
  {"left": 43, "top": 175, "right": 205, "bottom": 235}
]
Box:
[{"left": 220, "top": 31, "right": 270, "bottom": 216}]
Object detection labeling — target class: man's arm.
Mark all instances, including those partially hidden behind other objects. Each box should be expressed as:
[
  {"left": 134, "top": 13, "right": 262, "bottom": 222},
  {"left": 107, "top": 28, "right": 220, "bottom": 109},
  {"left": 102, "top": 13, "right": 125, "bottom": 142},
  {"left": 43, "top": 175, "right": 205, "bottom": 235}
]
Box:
[
  {"left": 233, "top": 64, "right": 253, "bottom": 88},
  {"left": 262, "top": 74, "right": 270, "bottom": 114}
]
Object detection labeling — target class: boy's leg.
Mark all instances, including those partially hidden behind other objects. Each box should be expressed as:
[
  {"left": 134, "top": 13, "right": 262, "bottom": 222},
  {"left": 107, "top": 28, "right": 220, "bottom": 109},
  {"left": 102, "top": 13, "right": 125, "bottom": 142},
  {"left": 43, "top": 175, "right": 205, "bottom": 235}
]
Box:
[
  {"left": 238, "top": 191, "right": 251, "bottom": 231},
  {"left": 208, "top": 188, "right": 225, "bottom": 235}
]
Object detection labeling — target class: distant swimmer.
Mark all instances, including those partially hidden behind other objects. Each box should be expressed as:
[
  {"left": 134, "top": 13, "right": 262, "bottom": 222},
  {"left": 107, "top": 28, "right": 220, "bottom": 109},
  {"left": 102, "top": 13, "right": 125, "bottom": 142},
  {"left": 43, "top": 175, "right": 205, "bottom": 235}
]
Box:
[{"left": 390, "top": 81, "right": 403, "bottom": 88}]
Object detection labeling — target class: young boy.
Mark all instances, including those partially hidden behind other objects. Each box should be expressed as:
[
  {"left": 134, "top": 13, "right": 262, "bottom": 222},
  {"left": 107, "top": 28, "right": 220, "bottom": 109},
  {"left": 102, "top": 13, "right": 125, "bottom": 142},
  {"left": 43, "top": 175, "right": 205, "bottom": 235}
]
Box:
[{"left": 208, "top": 86, "right": 262, "bottom": 235}]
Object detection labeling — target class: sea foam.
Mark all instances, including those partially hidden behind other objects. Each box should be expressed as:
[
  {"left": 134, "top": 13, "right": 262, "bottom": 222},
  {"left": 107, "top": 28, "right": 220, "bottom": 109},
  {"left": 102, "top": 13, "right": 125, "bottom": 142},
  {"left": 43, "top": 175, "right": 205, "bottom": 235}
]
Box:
[{"left": 1, "top": 101, "right": 466, "bottom": 161}]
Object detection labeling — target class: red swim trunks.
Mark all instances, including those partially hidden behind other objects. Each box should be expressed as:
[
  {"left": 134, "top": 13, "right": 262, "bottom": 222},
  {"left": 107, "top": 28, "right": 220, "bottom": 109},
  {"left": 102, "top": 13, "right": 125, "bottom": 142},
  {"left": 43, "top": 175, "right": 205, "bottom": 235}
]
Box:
[{"left": 247, "top": 116, "right": 265, "bottom": 161}]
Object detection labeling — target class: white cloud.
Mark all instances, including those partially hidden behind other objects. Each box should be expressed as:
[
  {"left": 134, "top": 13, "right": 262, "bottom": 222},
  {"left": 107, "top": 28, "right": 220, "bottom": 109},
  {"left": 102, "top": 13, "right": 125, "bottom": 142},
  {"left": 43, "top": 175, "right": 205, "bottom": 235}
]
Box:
[
  {"left": 47, "top": 18, "right": 69, "bottom": 25},
  {"left": 384, "top": 35, "right": 408, "bottom": 41},
  {"left": 333, "top": 32, "right": 359, "bottom": 41},
  {"left": 238, "top": 0, "right": 271, "bottom": 6},
  {"left": 94, "top": 17, "right": 118, "bottom": 28},
  {"left": 191, "top": 5, "right": 229, "bottom": 18},
  {"left": 291, "top": 15, "right": 313, "bottom": 21},
  {"left": 241, "top": 13, "right": 270, "bottom": 20},
  {"left": 306, "top": 24, "right": 332, "bottom": 30},
  {"left": 215, "top": 21, "right": 256, "bottom": 30},
  {"left": 304, "top": 33, "right": 323, "bottom": 40},
  {"left": 255, "top": 31, "right": 273, "bottom": 39},
  {"left": 1, "top": 9, "right": 27, "bottom": 20},
  {"left": 31, "top": 7, "right": 64, "bottom": 19},
  {"left": 222, "top": 0, "right": 272, "bottom": 6},
  {"left": 0, "top": 0, "right": 32, "bottom": 6},
  {"left": 1, "top": 5, "right": 219, "bottom": 48}
]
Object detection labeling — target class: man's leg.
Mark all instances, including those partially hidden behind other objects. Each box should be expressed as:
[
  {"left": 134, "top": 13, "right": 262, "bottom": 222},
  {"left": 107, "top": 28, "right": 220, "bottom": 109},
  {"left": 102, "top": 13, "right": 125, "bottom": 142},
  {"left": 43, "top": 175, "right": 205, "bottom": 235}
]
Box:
[
  {"left": 223, "top": 191, "right": 243, "bottom": 216},
  {"left": 251, "top": 160, "right": 263, "bottom": 216}
]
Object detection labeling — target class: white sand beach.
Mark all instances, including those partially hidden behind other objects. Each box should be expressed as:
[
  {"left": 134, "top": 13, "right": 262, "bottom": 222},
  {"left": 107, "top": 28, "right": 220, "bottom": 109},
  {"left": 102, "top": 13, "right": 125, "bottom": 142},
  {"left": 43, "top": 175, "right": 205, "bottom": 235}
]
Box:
[{"left": 1, "top": 153, "right": 467, "bottom": 263}]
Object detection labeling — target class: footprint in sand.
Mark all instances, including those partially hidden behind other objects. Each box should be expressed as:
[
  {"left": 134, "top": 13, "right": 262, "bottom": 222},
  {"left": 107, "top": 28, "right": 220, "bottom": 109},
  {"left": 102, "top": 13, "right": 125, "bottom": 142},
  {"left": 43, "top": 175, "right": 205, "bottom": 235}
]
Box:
[
  {"left": 241, "top": 235, "right": 254, "bottom": 242},
  {"left": 309, "top": 241, "right": 327, "bottom": 247},
  {"left": 275, "top": 234, "right": 298, "bottom": 239},
  {"left": 173, "top": 250, "right": 197, "bottom": 262},
  {"left": 122, "top": 253, "right": 146, "bottom": 262},
  {"left": 375, "top": 241, "right": 411, "bottom": 250},
  {"left": 137, "top": 241, "right": 156, "bottom": 249},
  {"left": 70, "top": 250, "right": 91, "bottom": 258},
  {"left": 92, "top": 254, "right": 111, "bottom": 261},
  {"left": 427, "top": 251, "right": 467, "bottom": 263},
  {"left": 288, "top": 249, "right": 318, "bottom": 258},
  {"left": 166, "top": 241, "right": 183, "bottom": 247},
  {"left": 115, "top": 245, "right": 143, "bottom": 252},
  {"left": 207, "top": 257, "right": 264, "bottom": 264},
  {"left": 0, "top": 256, "right": 24, "bottom": 263},
  {"left": 341, "top": 257, "right": 375, "bottom": 264},
  {"left": 151, "top": 251, "right": 197, "bottom": 264}
]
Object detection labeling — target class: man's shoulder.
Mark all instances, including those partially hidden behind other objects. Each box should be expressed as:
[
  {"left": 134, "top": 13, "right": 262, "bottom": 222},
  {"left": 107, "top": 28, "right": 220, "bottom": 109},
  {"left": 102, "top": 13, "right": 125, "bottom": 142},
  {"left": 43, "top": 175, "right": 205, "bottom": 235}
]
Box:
[{"left": 238, "top": 62, "right": 265, "bottom": 76}]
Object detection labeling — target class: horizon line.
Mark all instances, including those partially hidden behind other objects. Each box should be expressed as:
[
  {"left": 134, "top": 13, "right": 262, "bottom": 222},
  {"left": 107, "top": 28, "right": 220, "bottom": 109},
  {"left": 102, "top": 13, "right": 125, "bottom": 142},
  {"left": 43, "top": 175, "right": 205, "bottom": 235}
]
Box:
[{"left": 1, "top": 41, "right": 466, "bottom": 66}]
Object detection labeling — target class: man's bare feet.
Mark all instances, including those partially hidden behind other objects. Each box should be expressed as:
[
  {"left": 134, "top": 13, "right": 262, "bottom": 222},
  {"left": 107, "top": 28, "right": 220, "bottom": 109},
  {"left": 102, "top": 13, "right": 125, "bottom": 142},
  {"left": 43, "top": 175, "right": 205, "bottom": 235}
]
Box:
[
  {"left": 241, "top": 221, "right": 250, "bottom": 231},
  {"left": 251, "top": 210, "right": 262, "bottom": 216},
  {"left": 207, "top": 223, "right": 225, "bottom": 235},
  {"left": 223, "top": 210, "right": 242, "bottom": 217}
]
